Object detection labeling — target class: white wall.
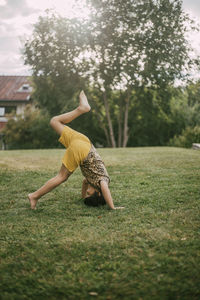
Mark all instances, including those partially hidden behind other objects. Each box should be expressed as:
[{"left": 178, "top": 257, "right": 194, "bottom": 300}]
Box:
[{"left": 16, "top": 103, "right": 26, "bottom": 115}]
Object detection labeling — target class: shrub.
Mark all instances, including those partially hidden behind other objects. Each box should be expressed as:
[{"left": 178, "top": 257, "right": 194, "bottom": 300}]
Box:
[
  {"left": 168, "top": 126, "right": 200, "bottom": 148},
  {"left": 4, "top": 107, "right": 58, "bottom": 149}
]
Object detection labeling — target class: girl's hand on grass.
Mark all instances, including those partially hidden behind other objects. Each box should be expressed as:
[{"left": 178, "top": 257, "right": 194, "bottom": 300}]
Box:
[{"left": 113, "top": 206, "right": 125, "bottom": 210}]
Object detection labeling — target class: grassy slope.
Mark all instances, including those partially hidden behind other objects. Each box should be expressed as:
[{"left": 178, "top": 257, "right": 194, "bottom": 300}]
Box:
[{"left": 0, "top": 147, "right": 200, "bottom": 300}]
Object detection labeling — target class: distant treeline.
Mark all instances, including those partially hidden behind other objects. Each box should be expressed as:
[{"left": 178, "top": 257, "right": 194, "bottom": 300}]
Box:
[{"left": 4, "top": 82, "right": 200, "bottom": 149}]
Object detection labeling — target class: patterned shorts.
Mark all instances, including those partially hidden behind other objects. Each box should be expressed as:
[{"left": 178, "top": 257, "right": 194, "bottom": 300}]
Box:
[{"left": 80, "top": 145, "right": 110, "bottom": 191}]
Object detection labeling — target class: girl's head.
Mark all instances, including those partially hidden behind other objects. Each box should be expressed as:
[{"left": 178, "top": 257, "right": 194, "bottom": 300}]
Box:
[
  {"left": 84, "top": 191, "right": 106, "bottom": 207},
  {"left": 85, "top": 184, "right": 98, "bottom": 197},
  {"left": 84, "top": 184, "right": 106, "bottom": 207}
]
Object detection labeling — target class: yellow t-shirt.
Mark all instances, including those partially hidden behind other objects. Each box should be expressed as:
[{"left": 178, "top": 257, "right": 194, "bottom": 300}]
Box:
[{"left": 58, "top": 126, "right": 91, "bottom": 173}]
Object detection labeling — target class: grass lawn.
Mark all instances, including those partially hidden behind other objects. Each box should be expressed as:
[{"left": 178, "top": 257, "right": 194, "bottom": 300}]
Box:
[{"left": 0, "top": 147, "right": 200, "bottom": 300}]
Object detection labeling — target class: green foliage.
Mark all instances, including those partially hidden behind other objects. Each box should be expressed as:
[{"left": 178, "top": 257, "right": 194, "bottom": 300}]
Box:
[
  {"left": 170, "top": 83, "right": 200, "bottom": 130},
  {"left": 3, "top": 105, "right": 107, "bottom": 150},
  {"left": 0, "top": 148, "right": 200, "bottom": 299},
  {"left": 23, "top": 1, "right": 198, "bottom": 147},
  {"left": 23, "top": 13, "right": 86, "bottom": 116},
  {"left": 128, "top": 81, "right": 200, "bottom": 147},
  {"left": 168, "top": 82, "right": 200, "bottom": 148},
  {"left": 86, "top": 0, "right": 193, "bottom": 87},
  {"left": 185, "top": 81, "right": 200, "bottom": 126},
  {"left": 4, "top": 107, "right": 58, "bottom": 149},
  {"left": 84, "top": 0, "right": 196, "bottom": 146},
  {"left": 4, "top": 80, "right": 200, "bottom": 149},
  {"left": 128, "top": 87, "right": 172, "bottom": 146},
  {"left": 169, "top": 126, "right": 200, "bottom": 148}
]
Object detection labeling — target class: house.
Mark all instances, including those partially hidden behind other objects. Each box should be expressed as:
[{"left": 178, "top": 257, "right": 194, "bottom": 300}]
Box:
[{"left": 0, "top": 75, "right": 33, "bottom": 131}]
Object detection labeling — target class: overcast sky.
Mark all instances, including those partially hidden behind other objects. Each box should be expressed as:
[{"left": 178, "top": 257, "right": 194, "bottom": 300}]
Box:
[{"left": 0, "top": 0, "right": 200, "bottom": 76}]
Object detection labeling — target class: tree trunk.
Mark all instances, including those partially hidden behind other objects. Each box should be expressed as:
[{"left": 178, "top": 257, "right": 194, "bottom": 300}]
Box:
[
  {"left": 103, "top": 93, "right": 116, "bottom": 148},
  {"left": 93, "top": 106, "right": 111, "bottom": 147},
  {"left": 118, "top": 100, "right": 123, "bottom": 147},
  {"left": 103, "top": 126, "right": 111, "bottom": 147},
  {"left": 122, "top": 96, "right": 130, "bottom": 147}
]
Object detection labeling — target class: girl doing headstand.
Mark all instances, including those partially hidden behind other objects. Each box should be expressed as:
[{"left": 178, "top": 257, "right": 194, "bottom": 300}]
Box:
[{"left": 28, "top": 91, "right": 124, "bottom": 210}]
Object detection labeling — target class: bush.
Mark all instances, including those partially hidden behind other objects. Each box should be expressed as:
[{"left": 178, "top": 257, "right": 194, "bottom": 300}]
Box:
[
  {"left": 168, "top": 126, "right": 200, "bottom": 148},
  {"left": 4, "top": 107, "right": 58, "bottom": 149},
  {"left": 3, "top": 106, "right": 106, "bottom": 149}
]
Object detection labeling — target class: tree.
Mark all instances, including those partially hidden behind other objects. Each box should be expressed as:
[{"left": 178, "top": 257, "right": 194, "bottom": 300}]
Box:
[
  {"left": 84, "top": 0, "right": 196, "bottom": 147},
  {"left": 23, "top": 12, "right": 86, "bottom": 116},
  {"left": 23, "top": 1, "right": 198, "bottom": 147}
]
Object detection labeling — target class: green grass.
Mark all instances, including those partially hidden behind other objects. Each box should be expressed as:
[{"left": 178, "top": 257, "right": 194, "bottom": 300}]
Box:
[{"left": 0, "top": 147, "right": 200, "bottom": 300}]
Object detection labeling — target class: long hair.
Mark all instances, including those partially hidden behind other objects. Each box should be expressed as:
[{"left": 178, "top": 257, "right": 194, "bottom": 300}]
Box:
[{"left": 84, "top": 191, "right": 106, "bottom": 207}]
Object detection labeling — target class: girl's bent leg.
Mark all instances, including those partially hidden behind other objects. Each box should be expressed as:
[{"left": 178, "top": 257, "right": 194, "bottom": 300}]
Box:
[
  {"left": 50, "top": 91, "right": 91, "bottom": 135},
  {"left": 28, "top": 164, "right": 71, "bottom": 209}
]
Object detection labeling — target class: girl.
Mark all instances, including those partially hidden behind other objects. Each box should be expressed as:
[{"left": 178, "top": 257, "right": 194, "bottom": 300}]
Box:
[{"left": 28, "top": 91, "right": 124, "bottom": 210}]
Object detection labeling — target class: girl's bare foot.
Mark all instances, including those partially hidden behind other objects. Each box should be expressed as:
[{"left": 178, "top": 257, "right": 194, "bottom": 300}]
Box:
[
  {"left": 78, "top": 90, "right": 91, "bottom": 113},
  {"left": 28, "top": 193, "right": 38, "bottom": 210}
]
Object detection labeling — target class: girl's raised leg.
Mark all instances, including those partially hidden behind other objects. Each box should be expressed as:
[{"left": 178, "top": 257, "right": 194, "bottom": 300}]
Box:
[{"left": 50, "top": 91, "right": 91, "bottom": 135}]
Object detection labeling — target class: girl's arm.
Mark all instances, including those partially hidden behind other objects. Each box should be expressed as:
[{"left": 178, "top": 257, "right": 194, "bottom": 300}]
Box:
[
  {"left": 82, "top": 178, "right": 89, "bottom": 198},
  {"left": 100, "top": 180, "right": 124, "bottom": 210}
]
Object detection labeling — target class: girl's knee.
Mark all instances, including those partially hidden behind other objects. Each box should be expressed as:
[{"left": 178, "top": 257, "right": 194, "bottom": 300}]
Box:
[
  {"left": 50, "top": 116, "right": 58, "bottom": 128},
  {"left": 50, "top": 116, "right": 64, "bottom": 135}
]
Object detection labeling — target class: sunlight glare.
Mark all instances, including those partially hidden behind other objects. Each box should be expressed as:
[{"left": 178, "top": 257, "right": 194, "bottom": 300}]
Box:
[
  {"left": 27, "top": 0, "right": 90, "bottom": 19},
  {"left": 0, "top": 0, "right": 6, "bottom": 6}
]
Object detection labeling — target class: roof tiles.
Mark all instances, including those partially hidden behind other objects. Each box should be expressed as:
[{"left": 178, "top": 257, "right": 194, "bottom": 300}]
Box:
[{"left": 0, "top": 76, "right": 32, "bottom": 101}]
